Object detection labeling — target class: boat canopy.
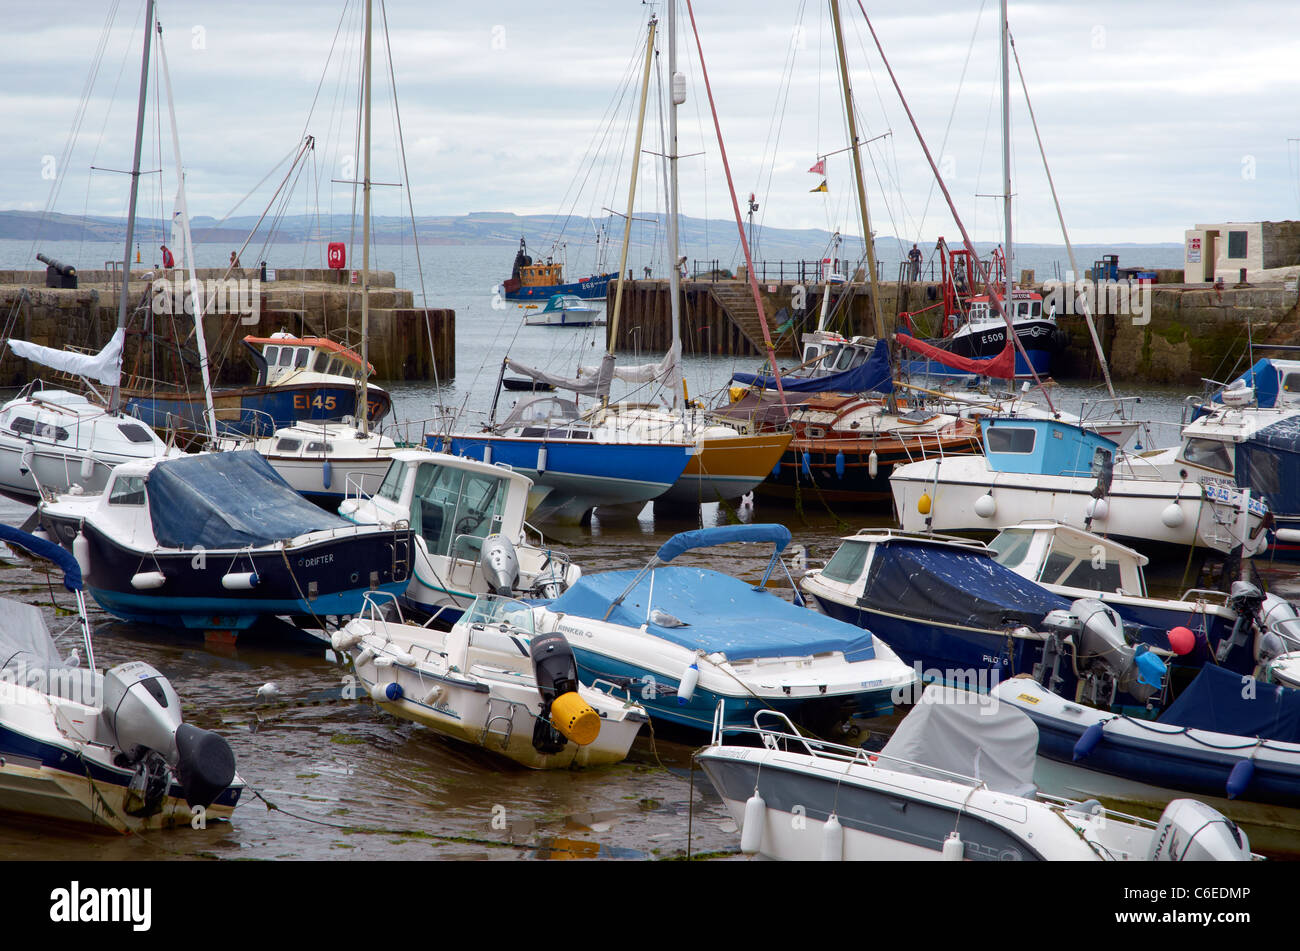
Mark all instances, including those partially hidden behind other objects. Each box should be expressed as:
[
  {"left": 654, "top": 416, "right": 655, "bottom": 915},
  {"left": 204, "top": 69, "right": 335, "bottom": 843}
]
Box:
[
  {"left": 1161, "top": 664, "right": 1300, "bottom": 744},
  {"left": 549, "top": 566, "right": 877, "bottom": 662},
  {"left": 654, "top": 524, "right": 790, "bottom": 563},
  {"left": 859, "top": 538, "right": 1072, "bottom": 630},
  {"left": 1235, "top": 413, "right": 1300, "bottom": 517},
  {"left": 979, "top": 417, "right": 1117, "bottom": 477},
  {"left": 146, "top": 450, "right": 349, "bottom": 549},
  {"left": 1218, "top": 358, "right": 1282, "bottom": 408},
  {"left": 732, "top": 338, "right": 894, "bottom": 394},
  {"left": 881, "top": 684, "right": 1039, "bottom": 797},
  {"left": 0, "top": 523, "right": 82, "bottom": 592}
]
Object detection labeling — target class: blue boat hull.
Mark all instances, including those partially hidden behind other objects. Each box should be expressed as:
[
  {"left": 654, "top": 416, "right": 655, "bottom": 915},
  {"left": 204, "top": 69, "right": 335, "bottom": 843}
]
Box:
[
  {"left": 126, "top": 382, "right": 392, "bottom": 440},
  {"left": 505, "top": 273, "right": 615, "bottom": 302}
]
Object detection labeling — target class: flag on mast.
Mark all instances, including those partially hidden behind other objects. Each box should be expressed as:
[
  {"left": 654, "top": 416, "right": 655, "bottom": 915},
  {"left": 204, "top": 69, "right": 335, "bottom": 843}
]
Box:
[
  {"left": 807, "top": 158, "right": 826, "bottom": 175},
  {"left": 810, "top": 180, "right": 828, "bottom": 193}
]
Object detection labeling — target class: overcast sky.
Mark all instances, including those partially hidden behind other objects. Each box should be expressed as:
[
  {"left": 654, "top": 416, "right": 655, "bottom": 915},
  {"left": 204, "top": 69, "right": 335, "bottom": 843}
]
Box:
[{"left": 2, "top": 0, "right": 1297, "bottom": 248}]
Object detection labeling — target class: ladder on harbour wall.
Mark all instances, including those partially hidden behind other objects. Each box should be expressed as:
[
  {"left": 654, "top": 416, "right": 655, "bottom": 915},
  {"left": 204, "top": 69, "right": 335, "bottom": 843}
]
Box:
[{"left": 704, "top": 283, "right": 770, "bottom": 357}]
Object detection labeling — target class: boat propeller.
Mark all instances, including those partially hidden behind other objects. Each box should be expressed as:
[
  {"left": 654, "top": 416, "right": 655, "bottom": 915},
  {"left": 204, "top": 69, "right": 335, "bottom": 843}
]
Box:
[{"left": 529, "top": 632, "right": 600, "bottom": 754}]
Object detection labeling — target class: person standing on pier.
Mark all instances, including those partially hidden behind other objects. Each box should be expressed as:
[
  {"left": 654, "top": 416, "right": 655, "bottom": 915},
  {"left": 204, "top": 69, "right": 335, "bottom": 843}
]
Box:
[
  {"left": 160, "top": 244, "right": 174, "bottom": 269},
  {"left": 908, "top": 243, "right": 922, "bottom": 280}
]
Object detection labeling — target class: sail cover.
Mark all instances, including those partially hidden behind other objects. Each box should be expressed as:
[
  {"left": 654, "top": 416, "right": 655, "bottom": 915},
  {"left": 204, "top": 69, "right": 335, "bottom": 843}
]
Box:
[
  {"left": 504, "top": 353, "right": 614, "bottom": 397},
  {"left": 731, "top": 338, "right": 895, "bottom": 394},
  {"left": 581, "top": 340, "right": 680, "bottom": 387},
  {"left": 146, "top": 449, "right": 350, "bottom": 549},
  {"left": 8, "top": 327, "right": 125, "bottom": 387},
  {"left": 895, "top": 330, "right": 1015, "bottom": 379}
]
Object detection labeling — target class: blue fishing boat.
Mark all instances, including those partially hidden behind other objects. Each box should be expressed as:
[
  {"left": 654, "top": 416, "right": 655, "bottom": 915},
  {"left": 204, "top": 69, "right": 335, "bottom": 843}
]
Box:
[
  {"left": 531, "top": 524, "right": 918, "bottom": 733},
  {"left": 502, "top": 238, "right": 615, "bottom": 302}
]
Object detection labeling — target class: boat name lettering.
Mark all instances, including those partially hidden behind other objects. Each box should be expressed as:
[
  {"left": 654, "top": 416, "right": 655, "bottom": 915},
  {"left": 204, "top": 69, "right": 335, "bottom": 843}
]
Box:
[{"left": 298, "top": 554, "right": 334, "bottom": 567}]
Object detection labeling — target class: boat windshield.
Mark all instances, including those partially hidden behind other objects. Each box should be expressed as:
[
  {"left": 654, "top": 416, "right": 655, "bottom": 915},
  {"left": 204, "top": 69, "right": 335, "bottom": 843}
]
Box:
[
  {"left": 409, "top": 462, "right": 507, "bottom": 559},
  {"left": 463, "top": 595, "right": 535, "bottom": 636},
  {"left": 499, "top": 396, "right": 580, "bottom": 429},
  {"left": 1040, "top": 534, "right": 1126, "bottom": 593},
  {"left": 988, "top": 528, "right": 1034, "bottom": 574},
  {"left": 821, "top": 540, "right": 870, "bottom": 585}
]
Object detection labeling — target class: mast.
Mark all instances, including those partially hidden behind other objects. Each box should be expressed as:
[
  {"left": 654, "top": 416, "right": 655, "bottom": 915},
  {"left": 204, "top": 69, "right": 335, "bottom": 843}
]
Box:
[
  {"left": 666, "top": 1, "right": 684, "bottom": 409},
  {"left": 829, "top": 0, "right": 886, "bottom": 343},
  {"left": 604, "top": 14, "right": 658, "bottom": 386},
  {"left": 359, "top": 0, "right": 373, "bottom": 435},
  {"left": 1000, "top": 0, "right": 1013, "bottom": 334},
  {"left": 156, "top": 20, "right": 217, "bottom": 442},
  {"left": 108, "top": 0, "right": 155, "bottom": 417}
]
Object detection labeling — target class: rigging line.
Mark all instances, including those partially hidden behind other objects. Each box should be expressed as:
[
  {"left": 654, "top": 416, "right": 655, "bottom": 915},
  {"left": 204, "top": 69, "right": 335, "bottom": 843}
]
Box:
[
  {"left": 752, "top": 0, "right": 808, "bottom": 249},
  {"left": 300, "top": 0, "right": 355, "bottom": 142},
  {"left": 853, "top": 0, "right": 1054, "bottom": 413}
]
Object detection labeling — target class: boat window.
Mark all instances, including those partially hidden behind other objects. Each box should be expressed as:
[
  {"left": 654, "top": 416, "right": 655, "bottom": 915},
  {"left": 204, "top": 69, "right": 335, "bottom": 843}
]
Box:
[
  {"left": 465, "top": 595, "right": 535, "bottom": 636},
  {"left": 116, "top": 423, "right": 154, "bottom": 444},
  {"left": 821, "top": 541, "right": 870, "bottom": 585},
  {"left": 305, "top": 442, "right": 333, "bottom": 453},
  {"left": 294, "top": 349, "right": 310, "bottom": 369},
  {"left": 1045, "top": 550, "right": 1124, "bottom": 593},
  {"left": 409, "top": 463, "right": 506, "bottom": 559},
  {"left": 802, "top": 345, "right": 820, "bottom": 364},
  {"left": 264, "top": 346, "right": 279, "bottom": 365},
  {"left": 275, "top": 438, "right": 302, "bottom": 452},
  {"left": 986, "top": 426, "right": 1036, "bottom": 454},
  {"left": 1179, "top": 438, "right": 1232, "bottom": 473},
  {"left": 10, "top": 417, "right": 69, "bottom": 442},
  {"left": 108, "top": 476, "right": 146, "bottom": 506},
  {"left": 314, "top": 352, "right": 330, "bottom": 373},
  {"left": 278, "top": 349, "right": 294, "bottom": 367},
  {"left": 988, "top": 529, "right": 1034, "bottom": 572},
  {"left": 1282, "top": 372, "right": 1300, "bottom": 394},
  {"left": 375, "top": 461, "right": 408, "bottom": 502},
  {"left": 327, "top": 359, "right": 343, "bottom": 376},
  {"left": 1031, "top": 301, "right": 1042, "bottom": 317},
  {"left": 833, "top": 347, "right": 856, "bottom": 371}
]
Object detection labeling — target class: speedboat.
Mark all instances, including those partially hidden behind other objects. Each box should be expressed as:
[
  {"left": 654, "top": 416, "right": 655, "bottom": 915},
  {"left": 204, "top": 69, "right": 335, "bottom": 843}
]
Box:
[
  {"left": 522, "top": 294, "right": 606, "bottom": 327},
  {"left": 890, "top": 417, "right": 1271, "bottom": 556},
  {"left": 532, "top": 524, "right": 918, "bottom": 732},
  {"left": 698, "top": 686, "right": 1254, "bottom": 861},
  {"left": 37, "top": 449, "right": 411, "bottom": 635},
  {"left": 338, "top": 448, "right": 581, "bottom": 622},
  {"left": 332, "top": 593, "right": 647, "bottom": 768},
  {"left": 0, "top": 522, "right": 241, "bottom": 832},
  {"left": 0, "top": 385, "right": 179, "bottom": 504}
]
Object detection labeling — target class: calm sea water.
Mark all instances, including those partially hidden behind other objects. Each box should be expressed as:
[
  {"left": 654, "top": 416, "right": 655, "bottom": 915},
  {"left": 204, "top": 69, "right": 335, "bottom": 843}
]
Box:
[{"left": 0, "top": 238, "right": 1286, "bottom": 863}]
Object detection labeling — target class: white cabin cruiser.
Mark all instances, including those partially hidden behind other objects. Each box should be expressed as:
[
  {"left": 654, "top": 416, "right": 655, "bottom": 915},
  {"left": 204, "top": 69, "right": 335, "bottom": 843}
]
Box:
[{"left": 333, "top": 593, "right": 647, "bottom": 768}]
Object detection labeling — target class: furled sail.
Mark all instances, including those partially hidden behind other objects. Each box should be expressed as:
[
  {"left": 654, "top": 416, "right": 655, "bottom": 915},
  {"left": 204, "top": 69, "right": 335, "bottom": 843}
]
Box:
[
  {"left": 7, "top": 327, "right": 125, "bottom": 387},
  {"left": 581, "top": 340, "right": 680, "bottom": 387},
  {"left": 895, "top": 330, "right": 1015, "bottom": 380},
  {"left": 504, "top": 352, "right": 615, "bottom": 396}
]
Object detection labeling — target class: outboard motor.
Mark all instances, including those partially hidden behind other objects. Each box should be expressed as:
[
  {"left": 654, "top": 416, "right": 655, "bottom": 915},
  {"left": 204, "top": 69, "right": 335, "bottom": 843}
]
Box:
[
  {"left": 1148, "top": 799, "right": 1252, "bottom": 861},
  {"left": 1043, "top": 599, "right": 1166, "bottom": 707},
  {"left": 479, "top": 534, "right": 521, "bottom": 596},
  {"left": 101, "top": 661, "right": 236, "bottom": 814},
  {"left": 528, "top": 632, "right": 600, "bottom": 755},
  {"left": 1221, "top": 580, "right": 1270, "bottom": 665}
]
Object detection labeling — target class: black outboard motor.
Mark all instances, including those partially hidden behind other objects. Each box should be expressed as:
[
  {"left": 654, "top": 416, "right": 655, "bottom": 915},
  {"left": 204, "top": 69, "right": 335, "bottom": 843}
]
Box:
[
  {"left": 529, "top": 633, "right": 599, "bottom": 754},
  {"left": 1220, "top": 580, "right": 1269, "bottom": 665},
  {"left": 101, "top": 661, "right": 237, "bottom": 813}
]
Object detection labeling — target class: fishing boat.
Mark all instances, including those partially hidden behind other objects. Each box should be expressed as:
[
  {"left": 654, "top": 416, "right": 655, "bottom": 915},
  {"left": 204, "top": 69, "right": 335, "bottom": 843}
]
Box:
[
  {"left": 338, "top": 448, "right": 580, "bottom": 621},
  {"left": 36, "top": 449, "right": 411, "bottom": 635},
  {"left": 995, "top": 672, "right": 1300, "bottom": 854},
  {"left": 332, "top": 593, "right": 647, "bottom": 768},
  {"left": 0, "top": 384, "right": 179, "bottom": 504},
  {"left": 532, "top": 524, "right": 918, "bottom": 732},
  {"left": 0, "top": 521, "right": 242, "bottom": 832},
  {"left": 698, "top": 686, "right": 1254, "bottom": 861},
  {"left": 501, "top": 238, "right": 615, "bottom": 303},
  {"left": 522, "top": 294, "right": 605, "bottom": 327},
  {"left": 889, "top": 416, "right": 1271, "bottom": 556}
]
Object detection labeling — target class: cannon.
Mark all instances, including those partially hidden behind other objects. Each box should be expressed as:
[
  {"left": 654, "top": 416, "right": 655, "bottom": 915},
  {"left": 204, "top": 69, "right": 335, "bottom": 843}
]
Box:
[{"left": 36, "top": 253, "right": 78, "bottom": 289}]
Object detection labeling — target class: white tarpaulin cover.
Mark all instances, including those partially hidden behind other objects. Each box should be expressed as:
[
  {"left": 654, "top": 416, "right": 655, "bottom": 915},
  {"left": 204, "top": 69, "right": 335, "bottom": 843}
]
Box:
[
  {"left": 8, "top": 327, "right": 125, "bottom": 387},
  {"left": 880, "top": 684, "right": 1039, "bottom": 797}
]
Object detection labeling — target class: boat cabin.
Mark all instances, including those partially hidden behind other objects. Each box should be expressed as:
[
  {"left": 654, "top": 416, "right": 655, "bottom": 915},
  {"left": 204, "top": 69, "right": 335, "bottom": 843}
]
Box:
[
  {"left": 989, "top": 521, "right": 1149, "bottom": 598},
  {"left": 243, "top": 333, "right": 374, "bottom": 386},
  {"left": 798, "top": 332, "right": 876, "bottom": 378},
  {"left": 963, "top": 290, "right": 1047, "bottom": 325},
  {"left": 979, "top": 418, "right": 1119, "bottom": 477}
]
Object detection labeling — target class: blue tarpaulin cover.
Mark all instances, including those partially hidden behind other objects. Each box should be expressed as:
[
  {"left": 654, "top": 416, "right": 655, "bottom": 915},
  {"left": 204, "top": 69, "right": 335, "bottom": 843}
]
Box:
[
  {"left": 731, "top": 339, "right": 895, "bottom": 394},
  {"left": 1161, "top": 664, "right": 1300, "bottom": 743},
  {"left": 654, "top": 524, "right": 790, "bottom": 563},
  {"left": 549, "top": 566, "right": 877, "bottom": 661},
  {"left": 1235, "top": 413, "right": 1300, "bottom": 519},
  {"left": 146, "top": 450, "right": 349, "bottom": 550},
  {"left": 859, "top": 539, "right": 1073, "bottom": 630}
]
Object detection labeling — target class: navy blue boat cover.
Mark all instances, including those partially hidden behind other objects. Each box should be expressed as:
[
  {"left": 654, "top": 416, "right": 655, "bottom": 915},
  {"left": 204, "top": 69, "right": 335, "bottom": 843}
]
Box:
[
  {"left": 1235, "top": 413, "right": 1300, "bottom": 519},
  {"left": 859, "top": 540, "right": 1072, "bottom": 630},
  {"left": 146, "top": 450, "right": 349, "bottom": 550},
  {"left": 549, "top": 566, "right": 877, "bottom": 661},
  {"left": 731, "top": 339, "right": 895, "bottom": 395},
  {"left": 1161, "top": 664, "right": 1300, "bottom": 743},
  {"left": 0, "top": 522, "right": 81, "bottom": 591}
]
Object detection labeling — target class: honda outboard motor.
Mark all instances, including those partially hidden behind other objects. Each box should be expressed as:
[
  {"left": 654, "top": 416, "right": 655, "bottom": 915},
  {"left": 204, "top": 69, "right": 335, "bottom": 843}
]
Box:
[
  {"left": 479, "top": 534, "right": 521, "bottom": 596},
  {"left": 528, "top": 632, "right": 600, "bottom": 754},
  {"left": 101, "top": 661, "right": 236, "bottom": 813},
  {"left": 1042, "top": 599, "right": 1166, "bottom": 707},
  {"left": 1148, "top": 799, "right": 1252, "bottom": 861}
]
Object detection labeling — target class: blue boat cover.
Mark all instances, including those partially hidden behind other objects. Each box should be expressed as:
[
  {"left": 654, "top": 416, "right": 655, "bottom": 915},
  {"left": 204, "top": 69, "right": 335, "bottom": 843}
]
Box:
[
  {"left": 1218, "top": 358, "right": 1281, "bottom": 408},
  {"left": 146, "top": 450, "right": 350, "bottom": 550},
  {"left": 655, "top": 524, "right": 790, "bottom": 563},
  {"left": 859, "top": 539, "right": 1073, "bottom": 630},
  {"left": 0, "top": 522, "right": 81, "bottom": 591},
  {"left": 1235, "top": 413, "right": 1300, "bottom": 519},
  {"left": 731, "top": 339, "right": 895, "bottom": 394},
  {"left": 1161, "top": 664, "right": 1300, "bottom": 743},
  {"left": 549, "top": 566, "right": 876, "bottom": 662}
]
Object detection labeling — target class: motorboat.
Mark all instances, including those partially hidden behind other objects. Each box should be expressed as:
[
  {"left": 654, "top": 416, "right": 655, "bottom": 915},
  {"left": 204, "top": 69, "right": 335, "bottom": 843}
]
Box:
[
  {"left": 522, "top": 294, "right": 606, "bottom": 327},
  {"left": 697, "top": 685, "right": 1254, "bottom": 861},
  {"left": 890, "top": 417, "right": 1271, "bottom": 556},
  {"left": 338, "top": 448, "right": 580, "bottom": 622},
  {"left": 0, "top": 385, "right": 180, "bottom": 504},
  {"left": 332, "top": 593, "right": 647, "bottom": 768},
  {"left": 37, "top": 449, "right": 411, "bottom": 635},
  {"left": 532, "top": 524, "right": 918, "bottom": 732},
  {"left": 0, "top": 522, "right": 242, "bottom": 832}
]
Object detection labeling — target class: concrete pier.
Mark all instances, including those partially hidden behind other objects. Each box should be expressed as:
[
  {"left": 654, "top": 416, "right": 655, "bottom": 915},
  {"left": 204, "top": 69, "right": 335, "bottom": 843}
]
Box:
[{"left": 0, "top": 266, "right": 454, "bottom": 388}]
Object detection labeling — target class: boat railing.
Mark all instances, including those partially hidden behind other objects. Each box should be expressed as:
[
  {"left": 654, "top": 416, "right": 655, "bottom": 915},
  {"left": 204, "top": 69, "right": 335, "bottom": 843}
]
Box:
[
  {"left": 851, "top": 526, "right": 990, "bottom": 552},
  {"left": 359, "top": 589, "right": 405, "bottom": 626},
  {"left": 1266, "top": 616, "right": 1300, "bottom": 652},
  {"left": 1178, "top": 587, "right": 1232, "bottom": 608}
]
